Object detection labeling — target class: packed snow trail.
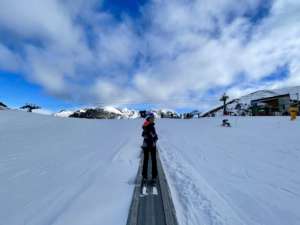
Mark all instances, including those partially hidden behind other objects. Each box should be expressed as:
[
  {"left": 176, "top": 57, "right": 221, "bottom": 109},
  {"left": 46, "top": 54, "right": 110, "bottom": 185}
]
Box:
[
  {"left": 156, "top": 117, "right": 300, "bottom": 225},
  {"left": 0, "top": 110, "right": 142, "bottom": 225},
  {"left": 126, "top": 151, "right": 179, "bottom": 225}
]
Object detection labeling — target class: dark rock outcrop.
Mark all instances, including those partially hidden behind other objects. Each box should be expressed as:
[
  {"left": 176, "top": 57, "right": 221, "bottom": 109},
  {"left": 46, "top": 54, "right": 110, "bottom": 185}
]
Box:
[
  {"left": 70, "top": 108, "right": 122, "bottom": 119},
  {"left": 0, "top": 102, "right": 8, "bottom": 110}
]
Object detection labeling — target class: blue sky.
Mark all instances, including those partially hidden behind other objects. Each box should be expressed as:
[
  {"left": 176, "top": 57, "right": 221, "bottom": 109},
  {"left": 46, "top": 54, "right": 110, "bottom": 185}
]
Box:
[
  {"left": 0, "top": 0, "right": 300, "bottom": 113},
  {"left": 0, "top": 70, "right": 78, "bottom": 111}
]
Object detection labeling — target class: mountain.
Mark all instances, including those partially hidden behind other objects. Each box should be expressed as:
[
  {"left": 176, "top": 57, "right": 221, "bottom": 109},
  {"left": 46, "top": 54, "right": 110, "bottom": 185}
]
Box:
[
  {"left": 63, "top": 106, "right": 140, "bottom": 119},
  {"left": 153, "top": 109, "right": 181, "bottom": 118},
  {"left": 53, "top": 106, "right": 182, "bottom": 119}
]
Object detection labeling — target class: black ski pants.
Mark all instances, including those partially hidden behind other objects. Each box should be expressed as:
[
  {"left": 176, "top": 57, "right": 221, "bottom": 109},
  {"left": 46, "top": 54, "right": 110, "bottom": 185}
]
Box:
[{"left": 142, "top": 147, "right": 158, "bottom": 179}]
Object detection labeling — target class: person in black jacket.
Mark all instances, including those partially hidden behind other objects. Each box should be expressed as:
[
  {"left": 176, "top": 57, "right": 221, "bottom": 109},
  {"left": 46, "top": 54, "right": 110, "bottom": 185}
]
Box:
[{"left": 141, "top": 112, "right": 158, "bottom": 182}]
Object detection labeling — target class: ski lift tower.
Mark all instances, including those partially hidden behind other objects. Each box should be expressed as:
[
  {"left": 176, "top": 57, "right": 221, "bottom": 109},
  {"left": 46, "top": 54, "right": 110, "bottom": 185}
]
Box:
[{"left": 220, "top": 93, "right": 229, "bottom": 116}]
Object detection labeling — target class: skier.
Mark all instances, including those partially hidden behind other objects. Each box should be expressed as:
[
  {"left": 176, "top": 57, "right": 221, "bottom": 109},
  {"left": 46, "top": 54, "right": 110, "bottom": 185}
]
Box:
[
  {"left": 222, "top": 119, "right": 231, "bottom": 127},
  {"left": 141, "top": 112, "right": 158, "bottom": 186}
]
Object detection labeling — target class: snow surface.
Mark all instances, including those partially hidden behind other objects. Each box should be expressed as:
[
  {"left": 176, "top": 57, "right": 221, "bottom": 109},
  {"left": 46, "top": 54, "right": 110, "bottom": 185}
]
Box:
[
  {"left": 120, "top": 108, "right": 140, "bottom": 119},
  {"left": 53, "top": 110, "right": 74, "bottom": 118},
  {"left": 157, "top": 117, "right": 300, "bottom": 225},
  {"left": 0, "top": 110, "right": 142, "bottom": 225},
  {"left": 1, "top": 110, "right": 300, "bottom": 225},
  {"left": 102, "top": 106, "right": 123, "bottom": 115}
]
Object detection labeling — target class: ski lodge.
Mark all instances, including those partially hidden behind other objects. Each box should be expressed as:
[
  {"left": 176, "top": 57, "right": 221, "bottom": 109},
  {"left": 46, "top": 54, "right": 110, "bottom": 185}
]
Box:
[{"left": 250, "top": 94, "right": 291, "bottom": 116}]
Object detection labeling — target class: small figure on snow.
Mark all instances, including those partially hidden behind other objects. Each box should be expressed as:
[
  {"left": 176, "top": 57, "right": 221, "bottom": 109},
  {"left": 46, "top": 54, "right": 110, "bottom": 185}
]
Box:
[
  {"left": 289, "top": 103, "right": 299, "bottom": 121},
  {"left": 222, "top": 119, "right": 231, "bottom": 127},
  {"left": 141, "top": 112, "right": 158, "bottom": 185}
]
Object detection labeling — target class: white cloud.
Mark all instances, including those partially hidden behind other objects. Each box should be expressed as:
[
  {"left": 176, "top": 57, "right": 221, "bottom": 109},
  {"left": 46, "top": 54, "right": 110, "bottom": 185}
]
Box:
[
  {"left": 1, "top": 0, "right": 300, "bottom": 110},
  {"left": 0, "top": 44, "right": 20, "bottom": 71},
  {"left": 0, "top": 0, "right": 82, "bottom": 48}
]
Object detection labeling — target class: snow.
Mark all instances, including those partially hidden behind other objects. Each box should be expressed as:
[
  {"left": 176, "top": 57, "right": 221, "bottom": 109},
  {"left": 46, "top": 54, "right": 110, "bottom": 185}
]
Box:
[
  {"left": 53, "top": 110, "right": 74, "bottom": 118},
  {"left": 32, "top": 109, "right": 53, "bottom": 115},
  {"left": 157, "top": 117, "right": 300, "bottom": 225},
  {"left": 273, "top": 86, "right": 300, "bottom": 101},
  {"left": 53, "top": 107, "right": 140, "bottom": 119},
  {"left": 159, "top": 108, "right": 177, "bottom": 114},
  {"left": 0, "top": 110, "right": 142, "bottom": 225},
  {"left": 121, "top": 108, "right": 140, "bottom": 119},
  {"left": 1, "top": 110, "right": 299, "bottom": 225},
  {"left": 102, "top": 106, "right": 123, "bottom": 115}
]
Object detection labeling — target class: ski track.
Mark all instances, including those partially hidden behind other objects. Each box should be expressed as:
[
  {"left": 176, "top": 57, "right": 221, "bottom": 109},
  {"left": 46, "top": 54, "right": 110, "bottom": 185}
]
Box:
[
  {"left": 159, "top": 142, "right": 247, "bottom": 225},
  {"left": 30, "top": 138, "right": 137, "bottom": 225},
  {"left": 23, "top": 151, "right": 107, "bottom": 225}
]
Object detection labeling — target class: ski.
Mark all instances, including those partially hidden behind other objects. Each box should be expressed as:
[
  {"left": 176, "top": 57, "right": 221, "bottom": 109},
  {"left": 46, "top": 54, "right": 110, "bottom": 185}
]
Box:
[
  {"left": 152, "top": 186, "right": 158, "bottom": 195},
  {"left": 140, "top": 178, "right": 148, "bottom": 197},
  {"left": 150, "top": 178, "right": 158, "bottom": 195},
  {"left": 140, "top": 178, "right": 158, "bottom": 196}
]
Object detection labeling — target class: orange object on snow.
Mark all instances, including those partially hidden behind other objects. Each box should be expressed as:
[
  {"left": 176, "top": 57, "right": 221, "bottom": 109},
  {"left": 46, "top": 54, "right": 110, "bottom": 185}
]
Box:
[{"left": 289, "top": 106, "right": 299, "bottom": 120}]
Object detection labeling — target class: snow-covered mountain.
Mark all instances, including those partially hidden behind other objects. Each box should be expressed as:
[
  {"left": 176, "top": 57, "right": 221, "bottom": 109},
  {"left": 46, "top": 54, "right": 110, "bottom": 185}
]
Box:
[
  {"left": 67, "top": 106, "right": 139, "bottom": 119},
  {"left": 153, "top": 109, "right": 181, "bottom": 118},
  {"left": 53, "top": 107, "right": 181, "bottom": 119}
]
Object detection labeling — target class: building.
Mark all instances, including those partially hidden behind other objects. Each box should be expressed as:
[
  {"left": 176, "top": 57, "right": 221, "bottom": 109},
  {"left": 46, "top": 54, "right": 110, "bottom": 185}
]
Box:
[{"left": 250, "top": 94, "right": 291, "bottom": 116}]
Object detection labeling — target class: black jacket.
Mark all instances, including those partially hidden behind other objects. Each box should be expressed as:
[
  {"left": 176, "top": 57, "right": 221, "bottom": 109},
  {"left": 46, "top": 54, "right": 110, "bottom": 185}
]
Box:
[{"left": 142, "top": 121, "right": 158, "bottom": 148}]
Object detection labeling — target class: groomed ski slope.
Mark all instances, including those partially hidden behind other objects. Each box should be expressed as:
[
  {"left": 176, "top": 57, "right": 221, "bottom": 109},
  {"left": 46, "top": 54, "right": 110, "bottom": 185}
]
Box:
[
  {"left": 157, "top": 117, "right": 300, "bottom": 225},
  {"left": 0, "top": 110, "right": 142, "bottom": 225},
  {"left": 1, "top": 110, "right": 300, "bottom": 225}
]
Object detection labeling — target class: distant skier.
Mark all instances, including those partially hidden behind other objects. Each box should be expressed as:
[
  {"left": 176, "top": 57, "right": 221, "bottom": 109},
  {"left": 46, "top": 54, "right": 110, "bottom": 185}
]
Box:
[
  {"left": 222, "top": 119, "right": 231, "bottom": 127},
  {"left": 141, "top": 112, "right": 158, "bottom": 185}
]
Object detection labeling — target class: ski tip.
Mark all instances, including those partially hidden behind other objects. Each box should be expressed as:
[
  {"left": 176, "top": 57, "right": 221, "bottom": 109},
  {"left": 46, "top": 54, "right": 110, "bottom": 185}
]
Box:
[{"left": 152, "top": 187, "right": 158, "bottom": 195}]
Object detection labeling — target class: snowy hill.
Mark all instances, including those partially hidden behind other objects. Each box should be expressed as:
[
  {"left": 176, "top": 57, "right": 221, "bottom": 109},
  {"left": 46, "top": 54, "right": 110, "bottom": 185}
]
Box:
[{"left": 1, "top": 110, "right": 299, "bottom": 225}]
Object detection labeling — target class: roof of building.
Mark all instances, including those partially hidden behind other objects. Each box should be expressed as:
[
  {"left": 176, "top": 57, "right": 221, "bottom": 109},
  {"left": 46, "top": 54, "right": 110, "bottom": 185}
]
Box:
[
  {"left": 251, "top": 94, "right": 290, "bottom": 103},
  {"left": 201, "top": 99, "right": 238, "bottom": 117}
]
